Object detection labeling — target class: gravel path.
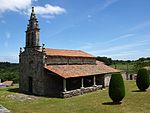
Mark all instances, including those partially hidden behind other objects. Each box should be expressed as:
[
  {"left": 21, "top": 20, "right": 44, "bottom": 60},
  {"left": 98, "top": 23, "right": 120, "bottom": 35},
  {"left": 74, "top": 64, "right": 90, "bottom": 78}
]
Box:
[{"left": 6, "top": 93, "right": 39, "bottom": 101}]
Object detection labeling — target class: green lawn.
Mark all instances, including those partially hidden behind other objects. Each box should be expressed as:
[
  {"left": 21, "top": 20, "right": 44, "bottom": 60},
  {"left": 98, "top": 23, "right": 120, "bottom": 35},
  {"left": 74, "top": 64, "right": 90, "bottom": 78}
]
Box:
[{"left": 1, "top": 81, "right": 150, "bottom": 113}]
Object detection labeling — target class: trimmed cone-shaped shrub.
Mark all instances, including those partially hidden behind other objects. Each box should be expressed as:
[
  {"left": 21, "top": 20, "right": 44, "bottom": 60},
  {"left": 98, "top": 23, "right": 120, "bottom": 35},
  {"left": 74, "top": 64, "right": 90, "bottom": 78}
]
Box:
[
  {"left": 109, "top": 73, "right": 125, "bottom": 103},
  {"left": 136, "top": 68, "right": 150, "bottom": 91}
]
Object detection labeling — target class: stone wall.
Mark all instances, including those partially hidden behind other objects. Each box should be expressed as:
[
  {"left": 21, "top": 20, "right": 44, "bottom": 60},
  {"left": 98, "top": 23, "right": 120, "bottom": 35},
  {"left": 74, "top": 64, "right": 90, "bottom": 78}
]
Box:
[
  {"left": 46, "top": 56, "right": 96, "bottom": 65},
  {"left": 19, "top": 48, "right": 46, "bottom": 95},
  {"left": 43, "top": 72, "right": 63, "bottom": 97},
  {"left": 61, "top": 85, "right": 102, "bottom": 98},
  {"left": 46, "top": 56, "right": 68, "bottom": 65},
  {"left": 104, "top": 74, "right": 111, "bottom": 87},
  {"left": 122, "top": 73, "right": 137, "bottom": 80},
  {"left": 96, "top": 75, "right": 104, "bottom": 86}
]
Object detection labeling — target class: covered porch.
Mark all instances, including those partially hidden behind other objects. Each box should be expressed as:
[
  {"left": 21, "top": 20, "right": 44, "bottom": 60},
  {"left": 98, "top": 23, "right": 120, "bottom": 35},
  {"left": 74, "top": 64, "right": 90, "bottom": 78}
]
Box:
[
  {"left": 44, "top": 61, "right": 119, "bottom": 98},
  {"left": 61, "top": 75, "right": 104, "bottom": 98}
]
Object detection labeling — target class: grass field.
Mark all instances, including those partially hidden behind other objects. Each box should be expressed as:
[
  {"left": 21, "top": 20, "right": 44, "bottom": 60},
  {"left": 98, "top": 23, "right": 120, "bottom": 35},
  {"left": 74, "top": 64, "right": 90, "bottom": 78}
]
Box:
[
  {"left": 1, "top": 81, "right": 150, "bottom": 113},
  {"left": 111, "top": 63, "right": 135, "bottom": 73}
]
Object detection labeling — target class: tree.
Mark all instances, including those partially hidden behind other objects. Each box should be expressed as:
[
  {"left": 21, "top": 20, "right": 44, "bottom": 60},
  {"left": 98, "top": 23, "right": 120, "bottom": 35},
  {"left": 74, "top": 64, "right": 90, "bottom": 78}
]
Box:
[
  {"left": 0, "top": 62, "right": 19, "bottom": 83},
  {"left": 133, "top": 61, "right": 150, "bottom": 73},
  {"left": 96, "top": 56, "right": 112, "bottom": 65},
  {"left": 136, "top": 68, "right": 150, "bottom": 91},
  {"left": 109, "top": 73, "right": 125, "bottom": 103}
]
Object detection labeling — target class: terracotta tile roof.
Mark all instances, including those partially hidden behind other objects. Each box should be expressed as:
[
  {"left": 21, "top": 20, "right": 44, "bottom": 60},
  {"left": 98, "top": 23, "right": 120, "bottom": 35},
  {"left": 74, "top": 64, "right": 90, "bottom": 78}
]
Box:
[
  {"left": 44, "top": 48, "right": 95, "bottom": 58},
  {"left": 2, "top": 81, "right": 13, "bottom": 87},
  {"left": 44, "top": 61, "right": 119, "bottom": 78}
]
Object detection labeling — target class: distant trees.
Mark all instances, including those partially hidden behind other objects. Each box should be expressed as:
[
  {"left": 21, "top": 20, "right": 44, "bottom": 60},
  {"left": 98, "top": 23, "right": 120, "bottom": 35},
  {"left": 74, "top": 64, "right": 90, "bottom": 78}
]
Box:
[
  {"left": 136, "top": 68, "right": 150, "bottom": 91},
  {"left": 96, "top": 56, "right": 134, "bottom": 66},
  {"left": 138, "top": 57, "right": 150, "bottom": 61},
  {"left": 96, "top": 56, "right": 112, "bottom": 65},
  {"left": 133, "top": 60, "right": 150, "bottom": 73},
  {"left": 96, "top": 56, "right": 150, "bottom": 74},
  {"left": 0, "top": 62, "right": 19, "bottom": 83},
  {"left": 109, "top": 73, "right": 125, "bottom": 103}
]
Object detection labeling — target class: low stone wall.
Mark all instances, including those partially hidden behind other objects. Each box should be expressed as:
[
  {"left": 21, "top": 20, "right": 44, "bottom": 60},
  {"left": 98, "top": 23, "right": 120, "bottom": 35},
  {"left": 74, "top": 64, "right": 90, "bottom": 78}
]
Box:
[{"left": 61, "top": 85, "right": 102, "bottom": 98}]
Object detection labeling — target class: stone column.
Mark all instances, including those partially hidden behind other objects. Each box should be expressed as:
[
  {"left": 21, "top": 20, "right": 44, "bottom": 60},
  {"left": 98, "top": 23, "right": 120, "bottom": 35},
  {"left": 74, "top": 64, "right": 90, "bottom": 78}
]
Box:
[
  {"left": 63, "top": 79, "right": 67, "bottom": 92},
  {"left": 93, "top": 76, "right": 96, "bottom": 86},
  {"left": 81, "top": 77, "right": 84, "bottom": 88}
]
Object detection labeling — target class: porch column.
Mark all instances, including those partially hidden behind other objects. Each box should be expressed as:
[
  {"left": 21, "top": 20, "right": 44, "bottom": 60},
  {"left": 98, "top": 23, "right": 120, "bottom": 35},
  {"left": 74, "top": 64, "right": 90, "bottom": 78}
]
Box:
[
  {"left": 63, "top": 79, "right": 67, "bottom": 92},
  {"left": 93, "top": 76, "right": 96, "bottom": 86},
  {"left": 81, "top": 77, "right": 84, "bottom": 88}
]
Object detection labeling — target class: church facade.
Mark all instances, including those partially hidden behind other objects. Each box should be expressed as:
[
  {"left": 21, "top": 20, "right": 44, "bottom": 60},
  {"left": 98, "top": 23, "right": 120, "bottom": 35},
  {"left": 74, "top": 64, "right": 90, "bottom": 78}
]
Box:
[{"left": 19, "top": 7, "right": 119, "bottom": 98}]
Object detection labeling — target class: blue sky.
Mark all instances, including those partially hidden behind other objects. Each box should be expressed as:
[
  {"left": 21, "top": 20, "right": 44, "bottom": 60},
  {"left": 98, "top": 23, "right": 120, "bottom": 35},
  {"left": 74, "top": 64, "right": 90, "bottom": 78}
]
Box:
[{"left": 0, "top": 0, "right": 150, "bottom": 62}]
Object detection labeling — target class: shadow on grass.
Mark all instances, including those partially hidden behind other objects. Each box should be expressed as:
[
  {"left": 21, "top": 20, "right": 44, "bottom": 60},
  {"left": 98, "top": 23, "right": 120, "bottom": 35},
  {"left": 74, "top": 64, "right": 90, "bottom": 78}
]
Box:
[
  {"left": 7, "top": 88, "right": 63, "bottom": 99},
  {"left": 102, "top": 102, "right": 122, "bottom": 105},
  {"left": 7, "top": 88, "right": 34, "bottom": 96},
  {"left": 132, "top": 90, "right": 146, "bottom": 92},
  {"left": 7, "top": 88, "right": 20, "bottom": 93}
]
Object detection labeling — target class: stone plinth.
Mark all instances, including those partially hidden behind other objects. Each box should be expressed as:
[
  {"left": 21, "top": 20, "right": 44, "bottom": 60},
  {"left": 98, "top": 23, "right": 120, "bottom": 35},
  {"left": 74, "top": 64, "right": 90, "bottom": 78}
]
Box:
[{"left": 61, "top": 85, "right": 102, "bottom": 98}]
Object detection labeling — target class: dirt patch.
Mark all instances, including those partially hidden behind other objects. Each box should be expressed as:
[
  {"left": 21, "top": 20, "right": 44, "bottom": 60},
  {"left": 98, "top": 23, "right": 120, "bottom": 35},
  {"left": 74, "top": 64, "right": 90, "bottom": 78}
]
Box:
[{"left": 6, "top": 93, "right": 39, "bottom": 101}]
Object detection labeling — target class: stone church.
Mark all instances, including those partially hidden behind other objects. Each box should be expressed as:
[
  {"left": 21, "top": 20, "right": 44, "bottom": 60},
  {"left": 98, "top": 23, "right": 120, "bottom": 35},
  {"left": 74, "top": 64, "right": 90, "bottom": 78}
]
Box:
[{"left": 19, "top": 7, "right": 119, "bottom": 98}]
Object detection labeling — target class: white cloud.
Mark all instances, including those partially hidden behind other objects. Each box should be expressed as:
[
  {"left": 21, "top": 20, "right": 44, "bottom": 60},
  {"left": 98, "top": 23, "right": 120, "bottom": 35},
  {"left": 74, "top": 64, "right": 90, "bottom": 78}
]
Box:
[
  {"left": 0, "top": 0, "right": 31, "bottom": 13},
  {"left": 49, "top": 24, "right": 75, "bottom": 39},
  {"left": 104, "top": 50, "right": 150, "bottom": 60},
  {"left": 107, "top": 51, "right": 139, "bottom": 57},
  {"left": 77, "top": 42, "right": 94, "bottom": 50},
  {"left": 98, "top": 50, "right": 139, "bottom": 60},
  {"left": 25, "top": 4, "right": 66, "bottom": 16},
  {"left": 0, "top": 0, "right": 66, "bottom": 19},
  {"left": 129, "top": 20, "right": 150, "bottom": 32},
  {"left": 89, "top": 39, "right": 150, "bottom": 55},
  {"left": 77, "top": 33, "right": 135, "bottom": 51},
  {"left": 104, "top": 33, "right": 135, "bottom": 44},
  {"left": 102, "top": 0, "right": 119, "bottom": 10},
  {"left": 41, "top": 15, "right": 55, "bottom": 19}
]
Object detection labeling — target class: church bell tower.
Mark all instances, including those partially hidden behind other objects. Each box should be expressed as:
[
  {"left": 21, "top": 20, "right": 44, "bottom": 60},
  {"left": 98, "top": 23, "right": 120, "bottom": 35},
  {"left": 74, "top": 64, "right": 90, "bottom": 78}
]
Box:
[{"left": 25, "top": 7, "right": 40, "bottom": 50}]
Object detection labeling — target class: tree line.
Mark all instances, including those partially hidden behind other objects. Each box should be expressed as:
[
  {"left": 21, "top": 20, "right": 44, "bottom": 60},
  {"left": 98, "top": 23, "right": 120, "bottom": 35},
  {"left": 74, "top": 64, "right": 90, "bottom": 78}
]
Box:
[{"left": 97, "top": 56, "right": 150, "bottom": 73}]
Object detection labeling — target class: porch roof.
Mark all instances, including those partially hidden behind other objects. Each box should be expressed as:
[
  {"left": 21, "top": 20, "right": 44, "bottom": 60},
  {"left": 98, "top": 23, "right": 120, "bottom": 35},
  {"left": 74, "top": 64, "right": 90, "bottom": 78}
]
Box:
[{"left": 44, "top": 61, "right": 119, "bottom": 78}]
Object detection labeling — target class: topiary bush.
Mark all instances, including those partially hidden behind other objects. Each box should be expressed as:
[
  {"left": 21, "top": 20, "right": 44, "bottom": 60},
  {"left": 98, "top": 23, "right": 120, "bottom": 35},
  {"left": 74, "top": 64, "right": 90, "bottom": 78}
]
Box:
[
  {"left": 136, "top": 68, "right": 150, "bottom": 91},
  {"left": 109, "top": 73, "right": 125, "bottom": 103}
]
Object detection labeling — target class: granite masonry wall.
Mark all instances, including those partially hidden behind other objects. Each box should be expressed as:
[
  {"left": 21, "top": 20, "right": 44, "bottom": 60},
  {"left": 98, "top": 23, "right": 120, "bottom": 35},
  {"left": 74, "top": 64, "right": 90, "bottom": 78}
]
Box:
[
  {"left": 61, "top": 85, "right": 102, "bottom": 98},
  {"left": 19, "top": 48, "right": 46, "bottom": 95},
  {"left": 46, "top": 56, "right": 96, "bottom": 65},
  {"left": 104, "top": 74, "right": 111, "bottom": 87}
]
